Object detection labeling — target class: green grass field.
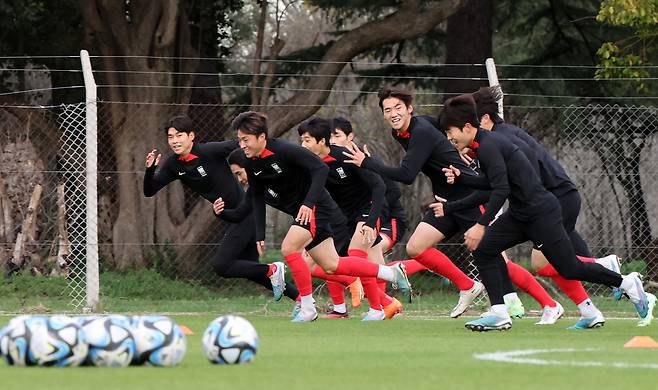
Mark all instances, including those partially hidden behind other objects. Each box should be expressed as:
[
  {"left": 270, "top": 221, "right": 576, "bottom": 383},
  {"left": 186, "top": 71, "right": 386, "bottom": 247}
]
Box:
[
  {"left": 1, "top": 272, "right": 657, "bottom": 389},
  {"left": 2, "top": 309, "right": 658, "bottom": 389}
]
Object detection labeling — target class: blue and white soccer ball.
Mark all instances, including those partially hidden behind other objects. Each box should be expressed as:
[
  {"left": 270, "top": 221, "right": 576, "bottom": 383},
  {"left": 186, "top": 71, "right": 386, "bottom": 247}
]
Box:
[
  {"left": 0, "top": 324, "right": 11, "bottom": 365},
  {"left": 131, "top": 315, "right": 186, "bottom": 366},
  {"left": 6, "top": 315, "right": 88, "bottom": 367},
  {"left": 202, "top": 315, "right": 259, "bottom": 365},
  {"left": 79, "top": 315, "right": 136, "bottom": 367}
]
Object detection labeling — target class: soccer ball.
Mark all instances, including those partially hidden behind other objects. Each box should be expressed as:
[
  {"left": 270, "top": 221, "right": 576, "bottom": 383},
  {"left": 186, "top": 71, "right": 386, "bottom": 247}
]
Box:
[
  {"left": 79, "top": 315, "right": 136, "bottom": 367},
  {"left": 201, "top": 315, "right": 259, "bottom": 364},
  {"left": 6, "top": 315, "right": 88, "bottom": 367},
  {"left": 0, "top": 324, "right": 11, "bottom": 365},
  {"left": 131, "top": 315, "right": 186, "bottom": 366}
]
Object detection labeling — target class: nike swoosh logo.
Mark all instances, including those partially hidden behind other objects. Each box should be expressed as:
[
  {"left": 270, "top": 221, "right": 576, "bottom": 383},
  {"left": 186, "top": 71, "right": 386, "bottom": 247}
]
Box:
[
  {"left": 254, "top": 171, "right": 262, "bottom": 176},
  {"left": 537, "top": 243, "right": 543, "bottom": 248},
  {"left": 178, "top": 172, "right": 185, "bottom": 176}
]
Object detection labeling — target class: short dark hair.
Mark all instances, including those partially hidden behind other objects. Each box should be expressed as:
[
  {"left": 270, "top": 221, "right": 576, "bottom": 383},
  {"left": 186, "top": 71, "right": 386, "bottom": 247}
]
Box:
[
  {"left": 472, "top": 85, "right": 503, "bottom": 123},
  {"left": 164, "top": 115, "right": 195, "bottom": 134},
  {"left": 377, "top": 87, "right": 413, "bottom": 111},
  {"left": 297, "top": 117, "right": 331, "bottom": 146},
  {"left": 231, "top": 111, "right": 268, "bottom": 137},
  {"left": 440, "top": 94, "right": 480, "bottom": 131},
  {"left": 332, "top": 117, "right": 353, "bottom": 136},
  {"left": 227, "top": 148, "right": 248, "bottom": 168}
]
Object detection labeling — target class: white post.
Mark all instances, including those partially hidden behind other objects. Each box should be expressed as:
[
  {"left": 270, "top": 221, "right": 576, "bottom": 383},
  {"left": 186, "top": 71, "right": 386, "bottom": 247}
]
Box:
[
  {"left": 80, "top": 49, "right": 99, "bottom": 312},
  {"left": 485, "top": 58, "right": 504, "bottom": 120}
]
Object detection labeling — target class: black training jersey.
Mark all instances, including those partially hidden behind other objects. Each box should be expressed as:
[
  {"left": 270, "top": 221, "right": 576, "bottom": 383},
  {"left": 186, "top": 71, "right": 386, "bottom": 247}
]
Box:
[
  {"left": 143, "top": 140, "right": 242, "bottom": 210},
  {"left": 322, "top": 145, "right": 386, "bottom": 228},
  {"left": 361, "top": 115, "right": 476, "bottom": 201},
  {"left": 458, "top": 129, "right": 557, "bottom": 225},
  {"left": 381, "top": 173, "right": 406, "bottom": 222},
  {"left": 494, "top": 122, "right": 576, "bottom": 196},
  {"left": 242, "top": 138, "right": 339, "bottom": 240}
]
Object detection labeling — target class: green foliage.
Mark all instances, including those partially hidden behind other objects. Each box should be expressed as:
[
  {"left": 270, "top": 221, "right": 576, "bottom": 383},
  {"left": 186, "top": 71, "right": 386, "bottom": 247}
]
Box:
[
  {"left": 595, "top": 0, "right": 657, "bottom": 93},
  {"left": 620, "top": 258, "right": 647, "bottom": 274},
  {"left": 0, "top": 271, "right": 67, "bottom": 299},
  {"left": 99, "top": 269, "right": 220, "bottom": 300}
]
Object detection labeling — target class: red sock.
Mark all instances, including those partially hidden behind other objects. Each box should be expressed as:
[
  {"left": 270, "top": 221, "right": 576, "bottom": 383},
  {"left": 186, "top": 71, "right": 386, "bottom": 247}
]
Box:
[
  {"left": 361, "top": 277, "right": 382, "bottom": 310},
  {"left": 326, "top": 281, "right": 345, "bottom": 306},
  {"left": 380, "top": 291, "right": 393, "bottom": 307},
  {"left": 413, "top": 248, "right": 474, "bottom": 290},
  {"left": 387, "top": 260, "right": 428, "bottom": 276},
  {"left": 284, "top": 252, "right": 312, "bottom": 296},
  {"left": 506, "top": 261, "right": 556, "bottom": 308},
  {"left": 311, "top": 267, "right": 356, "bottom": 285},
  {"left": 347, "top": 248, "right": 368, "bottom": 259},
  {"left": 537, "top": 264, "right": 589, "bottom": 305},
  {"left": 266, "top": 263, "right": 276, "bottom": 278},
  {"left": 334, "top": 256, "right": 379, "bottom": 277}
]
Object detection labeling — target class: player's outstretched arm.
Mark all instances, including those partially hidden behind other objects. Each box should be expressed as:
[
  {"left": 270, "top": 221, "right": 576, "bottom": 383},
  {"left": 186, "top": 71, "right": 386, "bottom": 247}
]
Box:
[{"left": 144, "top": 149, "right": 175, "bottom": 197}]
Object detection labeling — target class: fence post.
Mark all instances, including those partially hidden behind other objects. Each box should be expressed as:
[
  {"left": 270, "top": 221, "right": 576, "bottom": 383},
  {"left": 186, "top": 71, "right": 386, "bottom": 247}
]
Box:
[
  {"left": 80, "top": 49, "right": 99, "bottom": 312},
  {"left": 485, "top": 58, "right": 504, "bottom": 120}
]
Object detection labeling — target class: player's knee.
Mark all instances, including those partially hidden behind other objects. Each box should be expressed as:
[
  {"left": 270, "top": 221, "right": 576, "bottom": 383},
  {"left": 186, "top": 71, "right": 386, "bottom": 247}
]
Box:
[
  {"left": 405, "top": 241, "right": 425, "bottom": 258},
  {"left": 212, "top": 257, "right": 233, "bottom": 278},
  {"left": 555, "top": 265, "right": 584, "bottom": 280},
  {"left": 321, "top": 263, "right": 338, "bottom": 274}
]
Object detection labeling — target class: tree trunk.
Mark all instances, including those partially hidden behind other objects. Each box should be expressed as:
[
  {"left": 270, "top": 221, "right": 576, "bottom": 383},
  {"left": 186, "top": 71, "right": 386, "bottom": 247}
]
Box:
[{"left": 443, "top": 0, "right": 492, "bottom": 97}]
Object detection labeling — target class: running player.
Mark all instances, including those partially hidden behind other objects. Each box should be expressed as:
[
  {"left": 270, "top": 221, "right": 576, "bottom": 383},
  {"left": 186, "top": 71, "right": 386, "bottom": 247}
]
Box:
[
  {"left": 343, "top": 88, "right": 492, "bottom": 318},
  {"left": 439, "top": 94, "right": 653, "bottom": 331},
  {"left": 216, "top": 111, "right": 411, "bottom": 322},
  {"left": 143, "top": 115, "right": 298, "bottom": 304}
]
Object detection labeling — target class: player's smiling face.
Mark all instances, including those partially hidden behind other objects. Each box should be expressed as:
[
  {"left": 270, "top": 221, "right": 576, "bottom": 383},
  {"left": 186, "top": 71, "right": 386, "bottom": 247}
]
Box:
[
  {"left": 300, "top": 133, "right": 323, "bottom": 156},
  {"left": 167, "top": 127, "right": 194, "bottom": 156},
  {"left": 330, "top": 129, "right": 352, "bottom": 146},
  {"left": 382, "top": 97, "right": 413, "bottom": 132},
  {"left": 446, "top": 124, "right": 475, "bottom": 150},
  {"left": 238, "top": 130, "right": 266, "bottom": 158}
]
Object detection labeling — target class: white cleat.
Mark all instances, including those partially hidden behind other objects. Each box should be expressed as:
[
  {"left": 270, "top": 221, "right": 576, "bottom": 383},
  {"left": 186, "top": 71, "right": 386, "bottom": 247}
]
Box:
[
  {"left": 450, "top": 281, "right": 485, "bottom": 318},
  {"left": 568, "top": 310, "right": 605, "bottom": 330},
  {"left": 535, "top": 302, "right": 565, "bottom": 325},
  {"left": 596, "top": 254, "right": 621, "bottom": 273},
  {"left": 291, "top": 307, "right": 318, "bottom": 323},
  {"left": 621, "top": 272, "right": 650, "bottom": 318},
  {"left": 269, "top": 261, "right": 287, "bottom": 301}
]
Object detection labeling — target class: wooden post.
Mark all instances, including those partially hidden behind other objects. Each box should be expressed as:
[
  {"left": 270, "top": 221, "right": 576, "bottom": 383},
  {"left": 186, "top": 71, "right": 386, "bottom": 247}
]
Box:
[
  {"left": 11, "top": 184, "right": 43, "bottom": 269},
  {"left": 56, "top": 183, "right": 70, "bottom": 271},
  {"left": 0, "top": 177, "right": 13, "bottom": 243}
]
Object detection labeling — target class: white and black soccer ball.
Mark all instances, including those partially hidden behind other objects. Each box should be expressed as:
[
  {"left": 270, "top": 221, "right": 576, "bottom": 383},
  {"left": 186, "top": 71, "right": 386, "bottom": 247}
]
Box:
[
  {"left": 80, "top": 315, "right": 136, "bottom": 367},
  {"left": 0, "top": 324, "right": 11, "bottom": 365},
  {"left": 6, "top": 315, "right": 88, "bottom": 367},
  {"left": 202, "top": 315, "right": 259, "bottom": 365},
  {"left": 131, "top": 315, "right": 186, "bottom": 366}
]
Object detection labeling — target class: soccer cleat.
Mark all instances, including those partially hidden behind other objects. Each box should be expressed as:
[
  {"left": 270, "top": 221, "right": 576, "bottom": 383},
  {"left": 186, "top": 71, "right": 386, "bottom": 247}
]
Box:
[
  {"left": 325, "top": 310, "right": 349, "bottom": 319},
  {"left": 291, "top": 302, "right": 301, "bottom": 319},
  {"left": 450, "top": 281, "right": 485, "bottom": 318},
  {"left": 596, "top": 254, "right": 624, "bottom": 300},
  {"left": 269, "top": 261, "right": 286, "bottom": 301},
  {"left": 535, "top": 302, "right": 565, "bottom": 325},
  {"left": 505, "top": 297, "right": 525, "bottom": 319},
  {"left": 346, "top": 278, "right": 364, "bottom": 308},
  {"left": 637, "top": 292, "right": 656, "bottom": 327},
  {"left": 568, "top": 310, "right": 605, "bottom": 330},
  {"left": 621, "top": 272, "right": 649, "bottom": 318},
  {"left": 362, "top": 309, "right": 385, "bottom": 321},
  {"left": 291, "top": 307, "right": 318, "bottom": 323},
  {"left": 390, "top": 263, "right": 413, "bottom": 302},
  {"left": 383, "top": 298, "right": 403, "bottom": 320},
  {"left": 465, "top": 315, "right": 512, "bottom": 332}
]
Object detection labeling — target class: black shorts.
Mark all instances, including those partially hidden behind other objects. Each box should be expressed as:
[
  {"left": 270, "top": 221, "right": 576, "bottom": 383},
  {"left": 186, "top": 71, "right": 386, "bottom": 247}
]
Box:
[
  {"left": 380, "top": 216, "right": 407, "bottom": 253},
  {"left": 531, "top": 189, "right": 580, "bottom": 250},
  {"left": 292, "top": 203, "right": 347, "bottom": 251},
  {"left": 421, "top": 207, "right": 481, "bottom": 239}
]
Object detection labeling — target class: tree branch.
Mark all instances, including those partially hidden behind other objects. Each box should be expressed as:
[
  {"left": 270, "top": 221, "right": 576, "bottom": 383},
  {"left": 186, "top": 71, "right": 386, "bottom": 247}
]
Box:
[{"left": 266, "top": 0, "right": 467, "bottom": 137}]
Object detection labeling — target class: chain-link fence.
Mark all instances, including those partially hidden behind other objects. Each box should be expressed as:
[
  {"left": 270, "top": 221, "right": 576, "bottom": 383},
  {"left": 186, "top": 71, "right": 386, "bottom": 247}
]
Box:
[{"left": 1, "top": 102, "right": 657, "bottom": 308}]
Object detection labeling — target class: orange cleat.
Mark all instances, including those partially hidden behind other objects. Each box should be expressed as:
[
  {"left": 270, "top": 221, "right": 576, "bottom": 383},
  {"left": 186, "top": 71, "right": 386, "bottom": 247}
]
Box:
[
  {"left": 346, "top": 278, "right": 364, "bottom": 308},
  {"left": 383, "top": 298, "right": 403, "bottom": 319}
]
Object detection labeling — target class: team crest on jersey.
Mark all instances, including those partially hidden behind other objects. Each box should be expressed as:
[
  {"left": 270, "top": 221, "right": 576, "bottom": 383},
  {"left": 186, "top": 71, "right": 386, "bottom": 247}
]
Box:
[
  {"left": 267, "top": 188, "right": 278, "bottom": 198},
  {"left": 197, "top": 166, "right": 208, "bottom": 177},
  {"left": 271, "top": 163, "right": 282, "bottom": 173},
  {"left": 336, "top": 167, "right": 347, "bottom": 179}
]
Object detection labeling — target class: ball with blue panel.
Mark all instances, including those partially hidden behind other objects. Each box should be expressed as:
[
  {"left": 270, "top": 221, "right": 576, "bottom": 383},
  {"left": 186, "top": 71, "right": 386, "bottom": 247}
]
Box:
[
  {"left": 202, "top": 315, "right": 259, "bottom": 365},
  {"left": 130, "top": 315, "right": 187, "bottom": 366},
  {"left": 79, "top": 315, "right": 137, "bottom": 367}
]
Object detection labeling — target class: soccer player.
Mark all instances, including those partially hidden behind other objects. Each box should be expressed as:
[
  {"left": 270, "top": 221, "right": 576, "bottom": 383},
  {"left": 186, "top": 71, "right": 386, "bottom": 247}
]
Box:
[
  {"left": 343, "top": 88, "right": 492, "bottom": 318},
  {"left": 439, "top": 94, "right": 653, "bottom": 331},
  {"left": 215, "top": 111, "right": 411, "bottom": 322},
  {"left": 470, "top": 86, "right": 631, "bottom": 328},
  {"left": 299, "top": 117, "right": 404, "bottom": 319},
  {"left": 227, "top": 148, "right": 365, "bottom": 318},
  {"left": 143, "top": 115, "right": 298, "bottom": 304}
]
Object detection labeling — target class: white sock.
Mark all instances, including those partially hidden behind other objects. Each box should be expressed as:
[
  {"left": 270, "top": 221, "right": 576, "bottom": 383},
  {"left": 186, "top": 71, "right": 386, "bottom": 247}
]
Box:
[
  {"left": 503, "top": 292, "right": 520, "bottom": 303},
  {"left": 377, "top": 265, "right": 394, "bottom": 282},
  {"left": 577, "top": 298, "right": 598, "bottom": 318},
  {"left": 300, "top": 294, "right": 315, "bottom": 311},
  {"left": 619, "top": 274, "right": 642, "bottom": 302},
  {"left": 490, "top": 304, "right": 509, "bottom": 318},
  {"left": 333, "top": 303, "right": 346, "bottom": 313}
]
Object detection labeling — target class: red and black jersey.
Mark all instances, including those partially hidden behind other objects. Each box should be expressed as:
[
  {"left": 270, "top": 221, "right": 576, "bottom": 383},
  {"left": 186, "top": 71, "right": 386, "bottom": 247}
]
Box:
[
  {"left": 322, "top": 145, "right": 386, "bottom": 228},
  {"left": 360, "top": 115, "right": 477, "bottom": 202},
  {"left": 143, "top": 140, "right": 242, "bottom": 214}
]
